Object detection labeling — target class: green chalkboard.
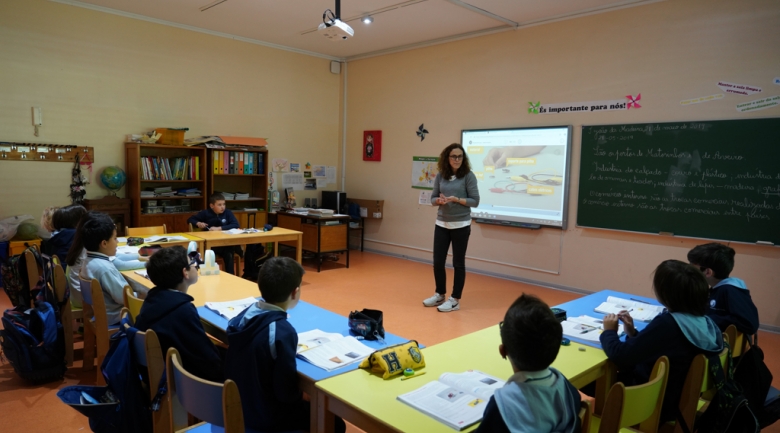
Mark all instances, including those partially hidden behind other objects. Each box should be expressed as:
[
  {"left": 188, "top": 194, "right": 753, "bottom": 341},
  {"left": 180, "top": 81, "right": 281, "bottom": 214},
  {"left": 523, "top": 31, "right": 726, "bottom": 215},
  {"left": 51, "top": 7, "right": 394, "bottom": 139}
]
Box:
[{"left": 577, "top": 118, "right": 780, "bottom": 244}]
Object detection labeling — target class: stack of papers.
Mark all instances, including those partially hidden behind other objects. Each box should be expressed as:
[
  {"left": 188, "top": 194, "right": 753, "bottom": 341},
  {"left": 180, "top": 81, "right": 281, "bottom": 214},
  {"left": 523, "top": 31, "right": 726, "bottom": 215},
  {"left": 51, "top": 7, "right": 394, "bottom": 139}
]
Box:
[
  {"left": 594, "top": 296, "right": 665, "bottom": 322},
  {"left": 562, "top": 315, "right": 624, "bottom": 342},
  {"left": 134, "top": 269, "right": 149, "bottom": 280},
  {"left": 144, "top": 235, "right": 189, "bottom": 243},
  {"left": 205, "top": 297, "right": 257, "bottom": 321},
  {"left": 295, "top": 329, "right": 374, "bottom": 371}
]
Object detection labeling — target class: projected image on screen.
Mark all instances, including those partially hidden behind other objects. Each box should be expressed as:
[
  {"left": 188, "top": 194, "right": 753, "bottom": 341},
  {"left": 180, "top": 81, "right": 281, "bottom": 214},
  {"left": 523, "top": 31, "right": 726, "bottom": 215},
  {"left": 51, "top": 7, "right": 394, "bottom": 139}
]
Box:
[{"left": 462, "top": 126, "right": 572, "bottom": 229}]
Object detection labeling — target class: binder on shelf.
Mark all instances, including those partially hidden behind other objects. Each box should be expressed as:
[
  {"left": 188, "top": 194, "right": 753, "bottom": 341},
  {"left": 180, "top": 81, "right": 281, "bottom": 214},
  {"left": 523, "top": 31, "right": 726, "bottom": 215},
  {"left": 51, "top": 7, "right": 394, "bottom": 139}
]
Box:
[
  {"left": 214, "top": 152, "right": 220, "bottom": 174},
  {"left": 238, "top": 152, "right": 244, "bottom": 174},
  {"left": 223, "top": 150, "right": 229, "bottom": 174}
]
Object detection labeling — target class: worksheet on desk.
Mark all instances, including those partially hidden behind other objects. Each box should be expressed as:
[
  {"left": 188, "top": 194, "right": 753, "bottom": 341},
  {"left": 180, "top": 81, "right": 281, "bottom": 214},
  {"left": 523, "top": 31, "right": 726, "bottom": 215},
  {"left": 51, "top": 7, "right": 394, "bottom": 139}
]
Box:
[{"left": 562, "top": 315, "right": 624, "bottom": 342}]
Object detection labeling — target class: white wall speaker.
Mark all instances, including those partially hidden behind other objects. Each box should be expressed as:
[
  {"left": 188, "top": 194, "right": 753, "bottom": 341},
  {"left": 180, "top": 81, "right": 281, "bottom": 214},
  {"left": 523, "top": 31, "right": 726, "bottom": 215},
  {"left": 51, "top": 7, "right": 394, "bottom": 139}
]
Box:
[{"left": 330, "top": 61, "right": 341, "bottom": 74}]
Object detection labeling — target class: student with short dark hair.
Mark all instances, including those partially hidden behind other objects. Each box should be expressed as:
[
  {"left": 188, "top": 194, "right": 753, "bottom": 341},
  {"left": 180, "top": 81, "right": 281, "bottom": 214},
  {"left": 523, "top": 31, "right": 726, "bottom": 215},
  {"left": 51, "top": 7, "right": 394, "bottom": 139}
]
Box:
[
  {"left": 475, "top": 294, "right": 581, "bottom": 433},
  {"left": 187, "top": 193, "right": 241, "bottom": 274},
  {"left": 600, "top": 260, "right": 724, "bottom": 423},
  {"left": 73, "top": 211, "right": 146, "bottom": 325},
  {"left": 224, "top": 257, "right": 345, "bottom": 433},
  {"left": 687, "top": 242, "right": 759, "bottom": 335},
  {"left": 134, "top": 246, "right": 223, "bottom": 382}
]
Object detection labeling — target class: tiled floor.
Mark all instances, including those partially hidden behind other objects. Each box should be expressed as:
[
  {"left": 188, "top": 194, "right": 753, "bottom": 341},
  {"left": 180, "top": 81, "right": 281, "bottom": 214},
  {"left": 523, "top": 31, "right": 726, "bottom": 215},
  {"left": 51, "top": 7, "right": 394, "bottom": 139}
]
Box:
[{"left": 1, "top": 250, "right": 778, "bottom": 432}]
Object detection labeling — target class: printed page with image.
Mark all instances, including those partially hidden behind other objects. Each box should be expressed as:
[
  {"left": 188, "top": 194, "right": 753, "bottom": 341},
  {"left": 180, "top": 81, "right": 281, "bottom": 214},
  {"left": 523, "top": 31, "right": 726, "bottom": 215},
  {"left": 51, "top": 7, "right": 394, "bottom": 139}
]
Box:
[
  {"left": 594, "top": 296, "right": 664, "bottom": 322},
  {"left": 397, "top": 370, "right": 505, "bottom": 430},
  {"left": 295, "top": 335, "right": 374, "bottom": 371}
]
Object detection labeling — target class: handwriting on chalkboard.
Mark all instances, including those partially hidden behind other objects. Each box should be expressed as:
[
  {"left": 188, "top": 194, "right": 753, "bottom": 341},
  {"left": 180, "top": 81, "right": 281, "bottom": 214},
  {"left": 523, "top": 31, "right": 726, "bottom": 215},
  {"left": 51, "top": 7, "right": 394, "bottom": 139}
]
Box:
[{"left": 578, "top": 120, "right": 780, "bottom": 244}]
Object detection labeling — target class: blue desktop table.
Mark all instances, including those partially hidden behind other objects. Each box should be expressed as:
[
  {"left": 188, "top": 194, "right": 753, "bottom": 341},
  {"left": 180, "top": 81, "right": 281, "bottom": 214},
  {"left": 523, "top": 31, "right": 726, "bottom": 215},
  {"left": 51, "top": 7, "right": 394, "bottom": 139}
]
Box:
[{"left": 554, "top": 289, "right": 663, "bottom": 349}]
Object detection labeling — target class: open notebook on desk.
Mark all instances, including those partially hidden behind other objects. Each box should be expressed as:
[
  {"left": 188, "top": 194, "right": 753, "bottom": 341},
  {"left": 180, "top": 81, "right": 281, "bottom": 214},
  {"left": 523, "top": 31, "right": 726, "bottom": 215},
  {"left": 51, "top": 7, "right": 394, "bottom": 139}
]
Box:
[
  {"left": 397, "top": 370, "right": 505, "bottom": 431},
  {"left": 204, "top": 297, "right": 257, "bottom": 321},
  {"left": 594, "top": 296, "right": 665, "bottom": 322},
  {"left": 296, "top": 329, "right": 374, "bottom": 371},
  {"left": 562, "top": 315, "right": 624, "bottom": 343}
]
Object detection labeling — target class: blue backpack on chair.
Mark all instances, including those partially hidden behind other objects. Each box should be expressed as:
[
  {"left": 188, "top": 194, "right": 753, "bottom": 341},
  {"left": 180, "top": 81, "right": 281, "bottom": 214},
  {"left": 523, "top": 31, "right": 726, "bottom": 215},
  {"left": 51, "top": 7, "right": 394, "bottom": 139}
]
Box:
[{"left": 57, "top": 321, "right": 166, "bottom": 433}]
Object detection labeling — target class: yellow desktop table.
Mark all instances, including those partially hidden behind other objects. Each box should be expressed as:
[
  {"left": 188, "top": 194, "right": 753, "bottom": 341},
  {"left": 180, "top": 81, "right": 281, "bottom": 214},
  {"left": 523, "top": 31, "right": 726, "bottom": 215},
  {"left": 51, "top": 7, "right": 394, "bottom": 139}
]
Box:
[
  {"left": 315, "top": 325, "right": 608, "bottom": 433},
  {"left": 189, "top": 228, "right": 304, "bottom": 264},
  {"left": 118, "top": 232, "right": 205, "bottom": 254}
]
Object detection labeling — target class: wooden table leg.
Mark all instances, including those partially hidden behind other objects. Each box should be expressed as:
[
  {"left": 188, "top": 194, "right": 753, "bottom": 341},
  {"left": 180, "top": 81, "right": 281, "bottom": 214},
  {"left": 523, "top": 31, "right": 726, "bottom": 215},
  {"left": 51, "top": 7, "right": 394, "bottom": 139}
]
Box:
[
  {"left": 296, "top": 234, "right": 303, "bottom": 264},
  {"left": 315, "top": 391, "right": 336, "bottom": 433}
]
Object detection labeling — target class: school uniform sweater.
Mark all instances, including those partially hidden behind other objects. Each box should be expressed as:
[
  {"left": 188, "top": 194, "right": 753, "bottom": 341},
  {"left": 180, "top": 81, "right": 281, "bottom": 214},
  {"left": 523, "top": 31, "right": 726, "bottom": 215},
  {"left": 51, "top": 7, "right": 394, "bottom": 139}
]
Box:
[
  {"left": 707, "top": 277, "right": 759, "bottom": 335},
  {"left": 475, "top": 368, "right": 580, "bottom": 433},
  {"left": 600, "top": 312, "right": 724, "bottom": 423},
  {"left": 80, "top": 252, "right": 127, "bottom": 325},
  {"left": 187, "top": 208, "right": 239, "bottom": 230},
  {"left": 134, "top": 288, "right": 223, "bottom": 382},
  {"left": 225, "top": 302, "right": 309, "bottom": 432},
  {"left": 41, "top": 228, "right": 75, "bottom": 262}
]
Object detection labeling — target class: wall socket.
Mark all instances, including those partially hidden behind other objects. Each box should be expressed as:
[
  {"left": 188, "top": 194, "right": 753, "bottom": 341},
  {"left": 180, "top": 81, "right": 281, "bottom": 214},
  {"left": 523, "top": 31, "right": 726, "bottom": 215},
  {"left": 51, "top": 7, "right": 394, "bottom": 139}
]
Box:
[{"left": 373, "top": 212, "right": 382, "bottom": 218}]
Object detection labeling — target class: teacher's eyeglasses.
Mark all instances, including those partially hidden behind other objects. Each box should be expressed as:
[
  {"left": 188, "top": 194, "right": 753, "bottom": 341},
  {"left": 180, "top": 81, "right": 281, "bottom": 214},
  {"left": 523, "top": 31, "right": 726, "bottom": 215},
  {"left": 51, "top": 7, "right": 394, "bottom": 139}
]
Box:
[{"left": 449, "top": 154, "right": 464, "bottom": 161}]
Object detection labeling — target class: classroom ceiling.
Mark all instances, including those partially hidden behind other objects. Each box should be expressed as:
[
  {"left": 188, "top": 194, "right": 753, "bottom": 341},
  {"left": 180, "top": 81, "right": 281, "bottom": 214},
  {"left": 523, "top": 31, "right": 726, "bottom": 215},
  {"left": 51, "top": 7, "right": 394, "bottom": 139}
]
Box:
[{"left": 56, "top": 0, "right": 661, "bottom": 60}]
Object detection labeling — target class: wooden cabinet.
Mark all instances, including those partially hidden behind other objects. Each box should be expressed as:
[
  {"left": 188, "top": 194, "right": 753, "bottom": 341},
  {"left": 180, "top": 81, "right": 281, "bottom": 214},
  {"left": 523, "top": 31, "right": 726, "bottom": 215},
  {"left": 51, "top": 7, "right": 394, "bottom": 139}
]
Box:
[
  {"left": 277, "top": 212, "right": 350, "bottom": 272},
  {"left": 125, "top": 143, "right": 207, "bottom": 232},
  {"left": 83, "top": 196, "right": 132, "bottom": 236},
  {"left": 206, "top": 148, "right": 269, "bottom": 229}
]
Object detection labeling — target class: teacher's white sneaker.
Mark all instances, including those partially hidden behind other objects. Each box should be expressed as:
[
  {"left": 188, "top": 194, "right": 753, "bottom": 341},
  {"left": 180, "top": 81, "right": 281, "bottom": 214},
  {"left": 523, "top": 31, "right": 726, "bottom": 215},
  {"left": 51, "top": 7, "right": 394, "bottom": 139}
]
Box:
[
  {"left": 422, "top": 293, "right": 445, "bottom": 307},
  {"left": 437, "top": 297, "right": 460, "bottom": 312}
]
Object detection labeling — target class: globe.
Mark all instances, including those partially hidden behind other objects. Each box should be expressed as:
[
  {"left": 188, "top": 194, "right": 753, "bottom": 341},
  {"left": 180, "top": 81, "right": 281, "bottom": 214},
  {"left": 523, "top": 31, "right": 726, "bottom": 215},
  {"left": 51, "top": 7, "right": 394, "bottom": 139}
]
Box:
[{"left": 100, "top": 166, "right": 127, "bottom": 195}]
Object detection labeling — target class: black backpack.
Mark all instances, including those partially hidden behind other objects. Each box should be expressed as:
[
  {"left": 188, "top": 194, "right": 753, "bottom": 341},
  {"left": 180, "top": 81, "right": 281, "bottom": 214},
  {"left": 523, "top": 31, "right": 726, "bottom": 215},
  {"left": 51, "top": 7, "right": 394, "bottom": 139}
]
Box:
[
  {"left": 241, "top": 243, "right": 272, "bottom": 281},
  {"left": 1, "top": 244, "right": 54, "bottom": 308},
  {"left": 696, "top": 344, "right": 760, "bottom": 433},
  {"left": 733, "top": 336, "right": 777, "bottom": 428}
]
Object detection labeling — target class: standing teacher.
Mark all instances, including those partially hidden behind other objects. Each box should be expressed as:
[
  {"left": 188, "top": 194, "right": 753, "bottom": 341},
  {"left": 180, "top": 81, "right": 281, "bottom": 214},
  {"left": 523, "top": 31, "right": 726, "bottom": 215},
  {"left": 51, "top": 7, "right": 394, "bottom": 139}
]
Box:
[{"left": 423, "top": 143, "right": 480, "bottom": 312}]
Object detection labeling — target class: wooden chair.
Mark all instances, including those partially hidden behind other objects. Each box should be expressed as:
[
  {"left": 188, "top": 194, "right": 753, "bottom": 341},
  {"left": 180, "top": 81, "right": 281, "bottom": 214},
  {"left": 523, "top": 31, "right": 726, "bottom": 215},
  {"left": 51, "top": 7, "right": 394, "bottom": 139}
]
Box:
[
  {"left": 580, "top": 400, "right": 592, "bottom": 433},
  {"left": 23, "top": 250, "right": 40, "bottom": 308},
  {"left": 120, "top": 309, "right": 170, "bottom": 433},
  {"left": 52, "top": 260, "right": 82, "bottom": 367},
  {"left": 167, "top": 347, "right": 245, "bottom": 433},
  {"left": 590, "top": 356, "right": 669, "bottom": 433},
  {"left": 188, "top": 223, "right": 242, "bottom": 275},
  {"left": 123, "top": 286, "right": 144, "bottom": 322},
  {"left": 127, "top": 225, "right": 167, "bottom": 237},
  {"left": 80, "top": 277, "right": 120, "bottom": 385}
]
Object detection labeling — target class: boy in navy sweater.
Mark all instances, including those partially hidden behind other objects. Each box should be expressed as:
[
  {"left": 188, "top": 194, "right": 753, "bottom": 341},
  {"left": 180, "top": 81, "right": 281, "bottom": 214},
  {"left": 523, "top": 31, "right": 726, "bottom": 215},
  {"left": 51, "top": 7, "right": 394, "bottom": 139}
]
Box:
[
  {"left": 476, "top": 294, "right": 581, "bottom": 433},
  {"left": 187, "top": 193, "right": 241, "bottom": 274},
  {"left": 601, "top": 260, "right": 724, "bottom": 423},
  {"left": 687, "top": 242, "right": 759, "bottom": 335},
  {"left": 224, "top": 257, "right": 345, "bottom": 432},
  {"left": 135, "top": 246, "right": 223, "bottom": 382}
]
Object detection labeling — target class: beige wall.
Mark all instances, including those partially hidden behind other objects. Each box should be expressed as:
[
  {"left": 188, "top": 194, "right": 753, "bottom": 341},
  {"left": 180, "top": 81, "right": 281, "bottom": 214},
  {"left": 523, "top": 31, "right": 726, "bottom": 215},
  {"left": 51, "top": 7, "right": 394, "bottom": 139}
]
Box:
[
  {"left": 344, "top": 0, "right": 780, "bottom": 328},
  {"left": 0, "top": 0, "right": 341, "bottom": 219}
]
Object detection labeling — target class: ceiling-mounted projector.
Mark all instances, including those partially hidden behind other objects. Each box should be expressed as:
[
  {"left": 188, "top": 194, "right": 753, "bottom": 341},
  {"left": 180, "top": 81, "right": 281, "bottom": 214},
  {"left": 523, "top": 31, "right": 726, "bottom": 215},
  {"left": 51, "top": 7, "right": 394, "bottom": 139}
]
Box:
[{"left": 318, "top": 19, "right": 354, "bottom": 41}]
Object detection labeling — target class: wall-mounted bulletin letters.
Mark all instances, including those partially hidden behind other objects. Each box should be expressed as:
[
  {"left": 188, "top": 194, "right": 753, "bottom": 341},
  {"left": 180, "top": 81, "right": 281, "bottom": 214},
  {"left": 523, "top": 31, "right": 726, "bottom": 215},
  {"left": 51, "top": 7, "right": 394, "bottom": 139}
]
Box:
[{"left": 577, "top": 118, "right": 780, "bottom": 245}]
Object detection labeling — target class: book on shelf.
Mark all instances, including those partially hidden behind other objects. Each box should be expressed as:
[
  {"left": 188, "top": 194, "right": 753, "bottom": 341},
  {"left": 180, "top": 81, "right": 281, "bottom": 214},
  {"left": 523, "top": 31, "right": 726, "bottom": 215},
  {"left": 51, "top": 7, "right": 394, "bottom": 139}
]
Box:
[
  {"left": 205, "top": 297, "right": 258, "bottom": 321},
  {"left": 594, "top": 296, "right": 665, "bottom": 322},
  {"left": 295, "top": 331, "right": 374, "bottom": 371},
  {"left": 397, "top": 370, "right": 505, "bottom": 431},
  {"left": 238, "top": 152, "right": 244, "bottom": 174},
  {"left": 561, "top": 315, "right": 624, "bottom": 342}
]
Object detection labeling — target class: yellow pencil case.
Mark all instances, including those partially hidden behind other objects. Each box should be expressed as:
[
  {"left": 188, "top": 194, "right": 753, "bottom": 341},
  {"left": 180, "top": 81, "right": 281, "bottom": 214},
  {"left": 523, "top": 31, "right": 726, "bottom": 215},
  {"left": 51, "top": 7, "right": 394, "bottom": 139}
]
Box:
[{"left": 359, "top": 340, "right": 425, "bottom": 379}]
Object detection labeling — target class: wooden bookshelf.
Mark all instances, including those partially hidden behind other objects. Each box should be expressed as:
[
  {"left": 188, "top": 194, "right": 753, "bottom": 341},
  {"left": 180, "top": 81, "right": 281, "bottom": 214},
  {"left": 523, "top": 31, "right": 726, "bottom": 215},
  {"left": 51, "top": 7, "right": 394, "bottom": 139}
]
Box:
[
  {"left": 206, "top": 148, "right": 269, "bottom": 228},
  {"left": 125, "top": 143, "right": 207, "bottom": 232}
]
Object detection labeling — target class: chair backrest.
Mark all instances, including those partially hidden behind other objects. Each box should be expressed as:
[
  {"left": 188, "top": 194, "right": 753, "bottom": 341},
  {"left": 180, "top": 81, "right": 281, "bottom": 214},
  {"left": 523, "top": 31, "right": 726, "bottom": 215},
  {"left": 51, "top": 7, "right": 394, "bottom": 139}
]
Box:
[
  {"left": 80, "top": 277, "right": 110, "bottom": 332},
  {"left": 599, "top": 356, "right": 669, "bottom": 433},
  {"left": 127, "top": 225, "right": 167, "bottom": 237},
  {"left": 167, "top": 348, "right": 245, "bottom": 433},
  {"left": 24, "top": 250, "right": 40, "bottom": 295},
  {"left": 669, "top": 354, "right": 707, "bottom": 433},
  {"left": 124, "top": 286, "right": 144, "bottom": 321},
  {"left": 51, "top": 262, "right": 76, "bottom": 366},
  {"left": 723, "top": 324, "right": 748, "bottom": 358},
  {"left": 700, "top": 344, "right": 730, "bottom": 401},
  {"left": 579, "top": 400, "right": 591, "bottom": 433}
]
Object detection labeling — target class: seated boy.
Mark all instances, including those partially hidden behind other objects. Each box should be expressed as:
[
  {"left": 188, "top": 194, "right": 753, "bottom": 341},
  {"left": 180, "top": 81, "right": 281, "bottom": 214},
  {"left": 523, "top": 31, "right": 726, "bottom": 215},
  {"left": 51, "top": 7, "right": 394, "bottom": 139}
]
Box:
[
  {"left": 134, "top": 246, "right": 223, "bottom": 382},
  {"left": 476, "top": 294, "right": 581, "bottom": 433},
  {"left": 187, "top": 193, "right": 241, "bottom": 275},
  {"left": 224, "top": 257, "right": 345, "bottom": 433},
  {"left": 78, "top": 211, "right": 147, "bottom": 325},
  {"left": 687, "top": 242, "right": 759, "bottom": 335}
]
